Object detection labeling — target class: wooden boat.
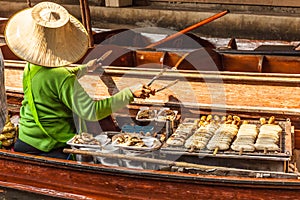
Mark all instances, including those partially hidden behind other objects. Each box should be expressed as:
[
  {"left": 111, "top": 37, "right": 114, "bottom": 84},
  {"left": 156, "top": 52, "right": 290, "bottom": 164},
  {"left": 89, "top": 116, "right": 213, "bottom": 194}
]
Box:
[
  {"left": 1, "top": 8, "right": 299, "bottom": 200},
  {"left": 2, "top": 54, "right": 300, "bottom": 199},
  {"left": 3, "top": 32, "right": 300, "bottom": 74},
  {"left": 1, "top": 8, "right": 299, "bottom": 75},
  {"left": 78, "top": 40, "right": 300, "bottom": 74},
  {"left": 2, "top": 9, "right": 300, "bottom": 199}
]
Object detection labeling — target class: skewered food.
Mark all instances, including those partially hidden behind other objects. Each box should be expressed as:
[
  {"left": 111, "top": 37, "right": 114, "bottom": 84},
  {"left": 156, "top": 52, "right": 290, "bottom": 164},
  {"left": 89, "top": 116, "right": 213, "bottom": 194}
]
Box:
[
  {"left": 185, "top": 115, "right": 220, "bottom": 150},
  {"left": 166, "top": 123, "right": 197, "bottom": 147},
  {"left": 231, "top": 121, "right": 258, "bottom": 152},
  {"left": 254, "top": 116, "right": 282, "bottom": 152},
  {"left": 260, "top": 117, "right": 267, "bottom": 125},
  {"left": 207, "top": 124, "right": 238, "bottom": 151},
  {"left": 206, "top": 116, "right": 240, "bottom": 152}
]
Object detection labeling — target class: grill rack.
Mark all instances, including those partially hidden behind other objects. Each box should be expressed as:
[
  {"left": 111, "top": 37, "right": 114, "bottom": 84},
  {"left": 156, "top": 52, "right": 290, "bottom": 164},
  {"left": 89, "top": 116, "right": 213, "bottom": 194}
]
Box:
[{"left": 160, "top": 119, "right": 292, "bottom": 158}]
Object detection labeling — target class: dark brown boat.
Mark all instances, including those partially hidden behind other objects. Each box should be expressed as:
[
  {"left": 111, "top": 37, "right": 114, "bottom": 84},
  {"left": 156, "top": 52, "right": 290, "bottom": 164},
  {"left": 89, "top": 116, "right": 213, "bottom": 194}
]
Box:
[{"left": 4, "top": 33, "right": 300, "bottom": 74}]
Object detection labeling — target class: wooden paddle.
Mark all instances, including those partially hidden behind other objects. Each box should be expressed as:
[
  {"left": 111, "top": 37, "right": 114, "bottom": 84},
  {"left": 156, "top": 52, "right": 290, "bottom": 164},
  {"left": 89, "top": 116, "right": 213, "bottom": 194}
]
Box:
[
  {"left": 79, "top": 0, "right": 87, "bottom": 28},
  {"left": 145, "top": 10, "right": 230, "bottom": 49},
  {"left": 79, "top": 0, "right": 94, "bottom": 47}
]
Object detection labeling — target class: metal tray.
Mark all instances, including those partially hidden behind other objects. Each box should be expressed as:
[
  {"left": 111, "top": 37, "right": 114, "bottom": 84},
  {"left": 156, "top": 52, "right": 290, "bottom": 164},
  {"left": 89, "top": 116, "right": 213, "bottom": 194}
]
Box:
[{"left": 161, "top": 119, "right": 289, "bottom": 157}]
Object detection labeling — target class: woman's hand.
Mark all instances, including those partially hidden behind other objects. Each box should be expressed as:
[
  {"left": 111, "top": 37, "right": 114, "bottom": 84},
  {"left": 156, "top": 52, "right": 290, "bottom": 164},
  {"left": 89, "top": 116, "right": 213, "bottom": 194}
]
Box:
[{"left": 130, "top": 84, "right": 156, "bottom": 99}]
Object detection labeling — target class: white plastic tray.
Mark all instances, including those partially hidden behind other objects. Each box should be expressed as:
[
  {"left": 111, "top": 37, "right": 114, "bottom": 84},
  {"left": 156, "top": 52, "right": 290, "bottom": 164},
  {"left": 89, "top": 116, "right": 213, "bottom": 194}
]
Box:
[
  {"left": 135, "top": 107, "right": 157, "bottom": 122},
  {"left": 112, "top": 133, "right": 162, "bottom": 151},
  {"left": 156, "top": 108, "right": 178, "bottom": 122},
  {"left": 67, "top": 134, "right": 111, "bottom": 149}
]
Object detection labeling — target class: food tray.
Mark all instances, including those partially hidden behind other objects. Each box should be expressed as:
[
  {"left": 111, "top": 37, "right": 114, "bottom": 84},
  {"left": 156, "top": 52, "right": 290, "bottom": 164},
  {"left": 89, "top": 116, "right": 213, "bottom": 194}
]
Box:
[
  {"left": 156, "top": 108, "right": 178, "bottom": 122},
  {"left": 67, "top": 134, "right": 111, "bottom": 149},
  {"left": 112, "top": 133, "right": 162, "bottom": 151},
  {"left": 135, "top": 107, "right": 157, "bottom": 122}
]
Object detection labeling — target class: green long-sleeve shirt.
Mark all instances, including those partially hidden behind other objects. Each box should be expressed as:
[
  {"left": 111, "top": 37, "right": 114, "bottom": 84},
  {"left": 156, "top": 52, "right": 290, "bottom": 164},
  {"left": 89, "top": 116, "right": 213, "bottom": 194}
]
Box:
[{"left": 19, "top": 63, "right": 134, "bottom": 152}]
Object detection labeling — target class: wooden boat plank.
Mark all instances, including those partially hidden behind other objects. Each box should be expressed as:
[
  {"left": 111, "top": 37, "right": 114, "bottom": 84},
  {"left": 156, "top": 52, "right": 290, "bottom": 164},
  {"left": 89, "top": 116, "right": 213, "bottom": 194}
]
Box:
[
  {"left": 4, "top": 60, "right": 300, "bottom": 119},
  {"left": 4, "top": 61, "right": 300, "bottom": 114},
  {"left": 0, "top": 180, "right": 90, "bottom": 200},
  {"left": 222, "top": 53, "right": 300, "bottom": 73},
  {"left": 6, "top": 70, "right": 300, "bottom": 115}
]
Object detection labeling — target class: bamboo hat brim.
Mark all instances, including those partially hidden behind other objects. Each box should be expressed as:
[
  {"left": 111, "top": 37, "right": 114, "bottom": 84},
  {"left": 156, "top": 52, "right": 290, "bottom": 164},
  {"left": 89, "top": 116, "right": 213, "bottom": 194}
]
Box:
[{"left": 5, "top": 2, "right": 89, "bottom": 67}]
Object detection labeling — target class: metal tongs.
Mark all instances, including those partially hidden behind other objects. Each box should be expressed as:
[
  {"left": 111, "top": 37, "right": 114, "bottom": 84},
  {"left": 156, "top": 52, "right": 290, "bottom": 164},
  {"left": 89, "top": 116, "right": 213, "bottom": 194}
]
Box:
[
  {"left": 88, "top": 50, "right": 113, "bottom": 73},
  {"left": 147, "top": 68, "right": 179, "bottom": 93},
  {"left": 96, "top": 50, "right": 113, "bottom": 64},
  {"left": 155, "top": 79, "right": 179, "bottom": 92}
]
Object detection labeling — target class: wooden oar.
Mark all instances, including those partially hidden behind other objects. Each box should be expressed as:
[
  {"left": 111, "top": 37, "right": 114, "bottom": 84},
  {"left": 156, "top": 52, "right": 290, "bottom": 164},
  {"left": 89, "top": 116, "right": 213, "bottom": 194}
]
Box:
[
  {"left": 79, "top": 0, "right": 87, "bottom": 28},
  {"left": 146, "top": 10, "right": 230, "bottom": 49},
  {"left": 79, "top": 0, "right": 94, "bottom": 47},
  {"left": 83, "top": 0, "right": 94, "bottom": 47}
]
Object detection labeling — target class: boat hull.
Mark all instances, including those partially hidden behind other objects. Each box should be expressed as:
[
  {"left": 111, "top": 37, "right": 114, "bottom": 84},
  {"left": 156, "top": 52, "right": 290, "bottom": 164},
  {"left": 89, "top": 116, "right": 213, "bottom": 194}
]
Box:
[{"left": 0, "top": 150, "right": 300, "bottom": 200}]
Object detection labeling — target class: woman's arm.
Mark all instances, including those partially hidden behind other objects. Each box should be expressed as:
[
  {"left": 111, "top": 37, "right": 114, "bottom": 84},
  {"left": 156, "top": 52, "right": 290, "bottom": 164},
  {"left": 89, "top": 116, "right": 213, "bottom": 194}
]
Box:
[{"left": 68, "top": 59, "right": 102, "bottom": 78}]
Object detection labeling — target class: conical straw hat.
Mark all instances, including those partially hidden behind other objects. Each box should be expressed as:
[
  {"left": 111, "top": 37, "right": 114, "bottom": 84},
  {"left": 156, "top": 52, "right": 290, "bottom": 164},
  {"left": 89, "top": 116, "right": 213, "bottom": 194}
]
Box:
[{"left": 5, "top": 2, "right": 89, "bottom": 67}]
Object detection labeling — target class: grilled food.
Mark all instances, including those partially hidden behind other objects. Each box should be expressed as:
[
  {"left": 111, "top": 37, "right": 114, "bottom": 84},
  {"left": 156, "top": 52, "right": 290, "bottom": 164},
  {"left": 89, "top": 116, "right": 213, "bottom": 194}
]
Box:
[
  {"left": 254, "top": 117, "right": 282, "bottom": 152},
  {"left": 112, "top": 133, "right": 145, "bottom": 147},
  {"left": 112, "top": 133, "right": 161, "bottom": 151},
  {"left": 137, "top": 109, "right": 156, "bottom": 120},
  {"left": 72, "top": 132, "right": 101, "bottom": 145},
  {"left": 185, "top": 115, "right": 220, "bottom": 150},
  {"left": 166, "top": 123, "right": 197, "bottom": 147},
  {"left": 206, "top": 116, "right": 240, "bottom": 151},
  {"left": 157, "top": 109, "right": 176, "bottom": 121},
  {"left": 231, "top": 122, "right": 258, "bottom": 152}
]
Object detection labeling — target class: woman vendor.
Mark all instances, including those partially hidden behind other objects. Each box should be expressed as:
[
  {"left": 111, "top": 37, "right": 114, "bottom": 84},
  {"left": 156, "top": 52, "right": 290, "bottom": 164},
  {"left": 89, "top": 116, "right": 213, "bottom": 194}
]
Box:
[{"left": 4, "top": 2, "right": 155, "bottom": 159}]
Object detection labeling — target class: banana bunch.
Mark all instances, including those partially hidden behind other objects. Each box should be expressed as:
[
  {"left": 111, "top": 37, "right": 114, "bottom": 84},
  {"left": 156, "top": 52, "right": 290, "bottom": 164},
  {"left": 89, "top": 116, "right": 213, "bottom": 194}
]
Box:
[{"left": 0, "top": 115, "right": 17, "bottom": 149}]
